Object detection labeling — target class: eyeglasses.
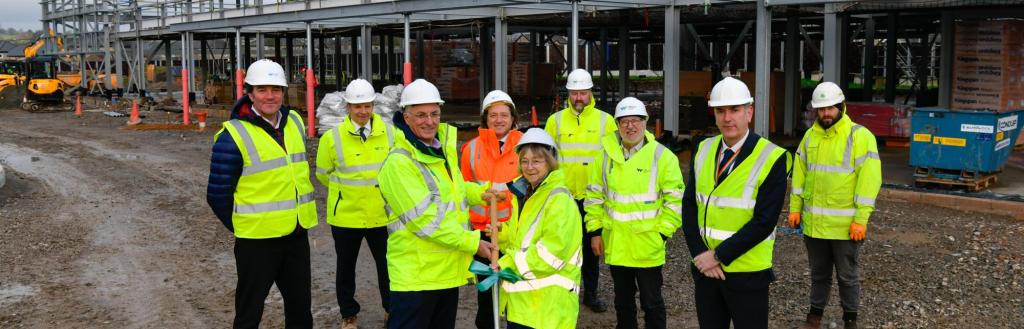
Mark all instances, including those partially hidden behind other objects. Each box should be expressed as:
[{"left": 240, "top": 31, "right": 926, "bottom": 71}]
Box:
[
  {"left": 618, "top": 118, "right": 646, "bottom": 127},
  {"left": 519, "top": 159, "right": 547, "bottom": 168},
  {"left": 410, "top": 111, "right": 441, "bottom": 121}
]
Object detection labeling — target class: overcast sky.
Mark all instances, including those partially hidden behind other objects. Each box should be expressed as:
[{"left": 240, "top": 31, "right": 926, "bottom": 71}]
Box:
[{"left": 0, "top": 2, "right": 44, "bottom": 31}]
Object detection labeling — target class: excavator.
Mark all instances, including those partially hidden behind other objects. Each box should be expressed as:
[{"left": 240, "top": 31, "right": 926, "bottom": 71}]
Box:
[
  {"left": 19, "top": 33, "right": 68, "bottom": 111},
  {"left": 0, "top": 59, "right": 25, "bottom": 107}
]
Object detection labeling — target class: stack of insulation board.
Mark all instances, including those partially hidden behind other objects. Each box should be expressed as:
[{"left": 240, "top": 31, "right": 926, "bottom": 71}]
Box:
[{"left": 952, "top": 20, "right": 1024, "bottom": 112}]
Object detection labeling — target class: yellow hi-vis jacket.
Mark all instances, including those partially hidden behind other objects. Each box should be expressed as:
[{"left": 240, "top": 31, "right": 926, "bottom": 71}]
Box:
[
  {"left": 497, "top": 170, "right": 582, "bottom": 329},
  {"left": 791, "top": 114, "right": 882, "bottom": 240},
  {"left": 218, "top": 111, "right": 318, "bottom": 239},
  {"left": 315, "top": 113, "right": 400, "bottom": 228},
  {"left": 694, "top": 135, "right": 786, "bottom": 272},
  {"left": 378, "top": 123, "right": 489, "bottom": 291},
  {"left": 545, "top": 96, "right": 617, "bottom": 199},
  {"left": 584, "top": 132, "right": 684, "bottom": 268}
]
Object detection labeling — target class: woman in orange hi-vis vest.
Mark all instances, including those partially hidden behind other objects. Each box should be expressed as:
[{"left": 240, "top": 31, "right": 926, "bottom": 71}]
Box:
[{"left": 459, "top": 89, "right": 523, "bottom": 329}]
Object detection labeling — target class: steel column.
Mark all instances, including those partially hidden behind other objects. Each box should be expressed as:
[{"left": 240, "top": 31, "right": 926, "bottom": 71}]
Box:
[
  {"left": 570, "top": 0, "right": 579, "bottom": 70},
  {"left": 939, "top": 11, "right": 953, "bottom": 108},
  {"left": 663, "top": 5, "right": 681, "bottom": 136},
  {"left": 361, "top": 25, "right": 372, "bottom": 79},
  {"left": 863, "top": 17, "right": 876, "bottom": 102},
  {"left": 495, "top": 15, "right": 508, "bottom": 92},
  {"left": 784, "top": 14, "right": 800, "bottom": 136},
  {"left": 823, "top": 3, "right": 841, "bottom": 83},
  {"left": 754, "top": 0, "right": 772, "bottom": 137}
]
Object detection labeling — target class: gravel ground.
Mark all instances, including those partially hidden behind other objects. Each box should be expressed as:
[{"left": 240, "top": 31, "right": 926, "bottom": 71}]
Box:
[{"left": 0, "top": 108, "right": 1021, "bottom": 328}]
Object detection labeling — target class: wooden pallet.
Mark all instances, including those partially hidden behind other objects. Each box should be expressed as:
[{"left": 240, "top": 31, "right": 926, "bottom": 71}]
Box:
[
  {"left": 883, "top": 137, "right": 910, "bottom": 148},
  {"left": 913, "top": 167, "right": 999, "bottom": 192}
]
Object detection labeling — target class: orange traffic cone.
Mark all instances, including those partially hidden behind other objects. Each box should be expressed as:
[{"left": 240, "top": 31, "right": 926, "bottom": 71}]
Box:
[
  {"left": 127, "top": 99, "right": 141, "bottom": 125},
  {"left": 196, "top": 111, "right": 208, "bottom": 131},
  {"left": 531, "top": 106, "right": 539, "bottom": 126},
  {"left": 75, "top": 94, "right": 82, "bottom": 117}
]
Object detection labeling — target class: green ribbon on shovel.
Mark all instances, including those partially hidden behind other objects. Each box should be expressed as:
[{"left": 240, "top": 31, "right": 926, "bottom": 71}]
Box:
[{"left": 469, "top": 260, "right": 524, "bottom": 292}]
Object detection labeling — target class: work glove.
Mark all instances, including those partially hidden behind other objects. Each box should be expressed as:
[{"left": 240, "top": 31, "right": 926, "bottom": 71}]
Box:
[
  {"left": 849, "top": 223, "right": 867, "bottom": 241},
  {"left": 787, "top": 212, "right": 801, "bottom": 228}
]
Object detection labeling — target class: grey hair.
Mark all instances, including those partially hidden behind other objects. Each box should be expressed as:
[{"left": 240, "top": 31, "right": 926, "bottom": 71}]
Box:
[{"left": 517, "top": 143, "right": 559, "bottom": 173}]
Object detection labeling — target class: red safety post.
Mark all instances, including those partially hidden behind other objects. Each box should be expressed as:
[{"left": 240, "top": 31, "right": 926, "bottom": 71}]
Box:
[
  {"left": 235, "top": 68, "right": 244, "bottom": 100},
  {"left": 182, "top": 68, "right": 190, "bottom": 125},
  {"left": 75, "top": 94, "right": 82, "bottom": 117},
  {"left": 128, "top": 99, "right": 141, "bottom": 125},
  {"left": 403, "top": 62, "right": 413, "bottom": 86},
  {"left": 655, "top": 118, "right": 663, "bottom": 137},
  {"left": 305, "top": 67, "right": 315, "bottom": 138}
]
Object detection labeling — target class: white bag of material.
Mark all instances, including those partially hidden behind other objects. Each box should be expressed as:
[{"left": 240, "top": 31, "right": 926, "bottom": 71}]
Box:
[{"left": 316, "top": 84, "right": 405, "bottom": 135}]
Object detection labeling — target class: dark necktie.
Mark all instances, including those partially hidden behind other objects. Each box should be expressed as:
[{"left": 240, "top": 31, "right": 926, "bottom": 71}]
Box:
[
  {"left": 717, "top": 148, "right": 735, "bottom": 183},
  {"left": 498, "top": 141, "right": 505, "bottom": 152},
  {"left": 358, "top": 127, "right": 367, "bottom": 141}
]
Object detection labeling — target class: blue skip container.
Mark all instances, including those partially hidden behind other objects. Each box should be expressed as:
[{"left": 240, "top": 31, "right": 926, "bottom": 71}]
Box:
[{"left": 910, "top": 108, "right": 1022, "bottom": 176}]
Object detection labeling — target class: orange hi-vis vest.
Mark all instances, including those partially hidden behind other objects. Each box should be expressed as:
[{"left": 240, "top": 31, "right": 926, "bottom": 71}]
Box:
[{"left": 460, "top": 128, "right": 523, "bottom": 230}]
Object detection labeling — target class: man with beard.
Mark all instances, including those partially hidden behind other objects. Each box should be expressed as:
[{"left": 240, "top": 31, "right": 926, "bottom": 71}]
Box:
[
  {"left": 789, "top": 81, "right": 881, "bottom": 329},
  {"left": 544, "top": 68, "right": 617, "bottom": 313}
]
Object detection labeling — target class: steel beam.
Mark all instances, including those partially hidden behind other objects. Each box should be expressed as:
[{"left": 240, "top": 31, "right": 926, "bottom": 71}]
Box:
[
  {"left": 784, "top": 13, "right": 800, "bottom": 136},
  {"left": 885, "top": 12, "right": 897, "bottom": 103},
  {"left": 823, "top": 3, "right": 841, "bottom": 83},
  {"left": 495, "top": 15, "right": 508, "bottom": 92},
  {"left": 938, "top": 11, "right": 953, "bottom": 108},
  {"left": 754, "top": 0, "right": 772, "bottom": 137},
  {"left": 361, "top": 25, "right": 372, "bottom": 79},
  {"left": 663, "top": 5, "right": 681, "bottom": 136},
  {"left": 862, "top": 17, "right": 876, "bottom": 102},
  {"left": 571, "top": 0, "right": 579, "bottom": 70}
]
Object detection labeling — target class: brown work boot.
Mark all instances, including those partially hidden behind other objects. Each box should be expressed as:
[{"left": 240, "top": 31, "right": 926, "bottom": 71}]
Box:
[
  {"left": 382, "top": 312, "right": 388, "bottom": 328},
  {"left": 802, "top": 313, "right": 822, "bottom": 329},
  {"left": 341, "top": 316, "right": 358, "bottom": 329}
]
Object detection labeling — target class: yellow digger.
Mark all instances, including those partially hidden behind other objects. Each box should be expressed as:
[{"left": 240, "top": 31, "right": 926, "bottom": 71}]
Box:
[
  {"left": 20, "top": 55, "right": 66, "bottom": 111},
  {"left": 0, "top": 59, "right": 25, "bottom": 107}
]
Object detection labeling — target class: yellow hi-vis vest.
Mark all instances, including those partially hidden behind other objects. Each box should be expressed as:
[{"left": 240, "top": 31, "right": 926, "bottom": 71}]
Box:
[
  {"left": 219, "top": 111, "right": 318, "bottom": 239},
  {"left": 497, "top": 169, "right": 582, "bottom": 329},
  {"left": 584, "top": 132, "right": 684, "bottom": 268},
  {"left": 790, "top": 115, "right": 882, "bottom": 240},
  {"left": 544, "top": 96, "right": 617, "bottom": 199},
  {"left": 315, "top": 113, "right": 398, "bottom": 228},
  {"left": 378, "top": 124, "right": 488, "bottom": 291},
  {"left": 694, "top": 135, "right": 785, "bottom": 272}
]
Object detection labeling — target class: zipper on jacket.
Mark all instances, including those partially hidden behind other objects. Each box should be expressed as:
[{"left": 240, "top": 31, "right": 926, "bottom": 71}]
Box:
[{"left": 333, "top": 191, "right": 342, "bottom": 215}]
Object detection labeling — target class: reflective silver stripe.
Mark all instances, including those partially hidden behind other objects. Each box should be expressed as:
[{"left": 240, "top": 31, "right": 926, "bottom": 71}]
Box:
[
  {"left": 288, "top": 112, "right": 305, "bottom": 141},
  {"left": 242, "top": 157, "right": 288, "bottom": 176},
  {"left": 554, "top": 110, "right": 562, "bottom": 146},
  {"left": 560, "top": 155, "right": 594, "bottom": 163},
  {"left": 667, "top": 203, "right": 682, "bottom": 213},
  {"left": 501, "top": 273, "right": 579, "bottom": 294},
  {"left": 854, "top": 151, "right": 880, "bottom": 168},
  {"left": 290, "top": 153, "right": 307, "bottom": 163},
  {"left": 586, "top": 184, "right": 603, "bottom": 194},
  {"left": 535, "top": 241, "right": 568, "bottom": 270},
  {"left": 468, "top": 137, "right": 479, "bottom": 175},
  {"left": 582, "top": 198, "right": 603, "bottom": 207},
  {"left": 662, "top": 189, "right": 683, "bottom": 199},
  {"left": 600, "top": 114, "right": 607, "bottom": 137},
  {"left": 844, "top": 125, "right": 862, "bottom": 168},
  {"left": 337, "top": 162, "right": 383, "bottom": 173},
  {"left": 702, "top": 226, "right": 776, "bottom": 242},
  {"left": 792, "top": 187, "right": 803, "bottom": 195},
  {"left": 799, "top": 136, "right": 809, "bottom": 164},
  {"left": 316, "top": 167, "right": 331, "bottom": 175},
  {"left": 696, "top": 192, "right": 756, "bottom": 209},
  {"left": 517, "top": 187, "right": 571, "bottom": 280},
  {"left": 385, "top": 122, "right": 395, "bottom": 148},
  {"left": 607, "top": 190, "right": 659, "bottom": 204},
  {"left": 234, "top": 192, "right": 314, "bottom": 214},
  {"left": 808, "top": 163, "right": 853, "bottom": 174},
  {"left": 693, "top": 137, "right": 716, "bottom": 180},
  {"left": 854, "top": 195, "right": 876, "bottom": 207},
  {"left": 385, "top": 148, "right": 448, "bottom": 238},
  {"left": 602, "top": 143, "right": 665, "bottom": 205},
  {"left": 330, "top": 176, "right": 378, "bottom": 186},
  {"left": 804, "top": 205, "right": 856, "bottom": 217},
  {"left": 227, "top": 120, "right": 261, "bottom": 165},
  {"left": 470, "top": 205, "right": 511, "bottom": 218},
  {"left": 606, "top": 207, "right": 659, "bottom": 222},
  {"left": 560, "top": 143, "right": 601, "bottom": 151},
  {"left": 332, "top": 126, "right": 346, "bottom": 167}
]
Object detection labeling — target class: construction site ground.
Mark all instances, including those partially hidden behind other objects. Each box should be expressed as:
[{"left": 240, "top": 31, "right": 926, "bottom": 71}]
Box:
[{"left": 1, "top": 108, "right": 1022, "bottom": 328}]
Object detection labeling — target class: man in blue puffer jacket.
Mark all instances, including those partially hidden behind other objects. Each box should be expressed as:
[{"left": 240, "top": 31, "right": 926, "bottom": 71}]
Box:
[{"left": 206, "top": 59, "right": 318, "bottom": 329}]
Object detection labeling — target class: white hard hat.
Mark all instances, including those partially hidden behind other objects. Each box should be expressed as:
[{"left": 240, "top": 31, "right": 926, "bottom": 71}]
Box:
[
  {"left": 614, "top": 97, "right": 648, "bottom": 119},
  {"left": 244, "top": 59, "right": 288, "bottom": 87},
  {"left": 810, "top": 81, "right": 846, "bottom": 109},
  {"left": 481, "top": 89, "right": 515, "bottom": 114},
  {"left": 708, "top": 77, "right": 753, "bottom": 107},
  {"left": 343, "top": 79, "right": 376, "bottom": 104},
  {"left": 399, "top": 79, "right": 445, "bottom": 107},
  {"left": 515, "top": 127, "right": 558, "bottom": 156},
  {"left": 565, "top": 69, "right": 594, "bottom": 90}
]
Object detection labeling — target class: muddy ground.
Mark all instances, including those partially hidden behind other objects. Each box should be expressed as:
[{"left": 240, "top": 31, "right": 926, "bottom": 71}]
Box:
[{"left": 0, "top": 109, "right": 1021, "bottom": 328}]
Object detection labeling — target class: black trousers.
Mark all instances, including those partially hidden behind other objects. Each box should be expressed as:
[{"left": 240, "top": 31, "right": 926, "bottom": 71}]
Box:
[
  {"left": 610, "top": 265, "right": 666, "bottom": 329},
  {"left": 691, "top": 266, "right": 774, "bottom": 329},
  {"left": 331, "top": 225, "right": 390, "bottom": 318},
  {"left": 575, "top": 199, "right": 601, "bottom": 297},
  {"left": 233, "top": 228, "right": 312, "bottom": 329},
  {"left": 474, "top": 232, "right": 496, "bottom": 329},
  {"left": 804, "top": 236, "right": 862, "bottom": 313},
  {"left": 387, "top": 287, "right": 460, "bottom": 329}
]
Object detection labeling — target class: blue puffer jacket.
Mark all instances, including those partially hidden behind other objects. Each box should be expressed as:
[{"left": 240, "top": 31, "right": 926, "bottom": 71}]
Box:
[{"left": 206, "top": 95, "right": 293, "bottom": 232}]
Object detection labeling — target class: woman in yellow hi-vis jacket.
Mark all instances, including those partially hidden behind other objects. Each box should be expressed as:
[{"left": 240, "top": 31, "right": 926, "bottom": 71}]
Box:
[{"left": 492, "top": 128, "right": 583, "bottom": 329}]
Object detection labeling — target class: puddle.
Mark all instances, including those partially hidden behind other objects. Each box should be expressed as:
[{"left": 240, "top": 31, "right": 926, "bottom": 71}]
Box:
[{"left": 0, "top": 283, "right": 36, "bottom": 307}]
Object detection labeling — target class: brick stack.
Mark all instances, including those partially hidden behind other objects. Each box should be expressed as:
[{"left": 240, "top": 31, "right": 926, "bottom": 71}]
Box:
[{"left": 952, "top": 20, "right": 1024, "bottom": 112}]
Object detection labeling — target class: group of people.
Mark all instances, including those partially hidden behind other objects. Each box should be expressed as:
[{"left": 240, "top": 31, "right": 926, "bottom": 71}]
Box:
[{"left": 206, "top": 59, "right": 881, "bottom": 329}]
